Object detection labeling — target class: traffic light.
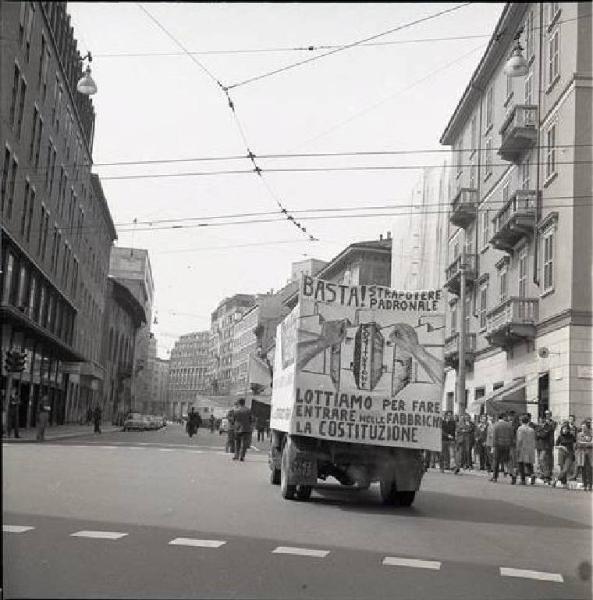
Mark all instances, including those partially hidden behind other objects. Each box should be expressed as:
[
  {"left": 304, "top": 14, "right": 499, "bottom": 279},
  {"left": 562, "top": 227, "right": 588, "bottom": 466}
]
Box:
[
  {"left": 4, "top": 350, "right": 15, "bottom": 372},
  {"left": 3, "top": 350, "right": 27, "bottom": 373}
]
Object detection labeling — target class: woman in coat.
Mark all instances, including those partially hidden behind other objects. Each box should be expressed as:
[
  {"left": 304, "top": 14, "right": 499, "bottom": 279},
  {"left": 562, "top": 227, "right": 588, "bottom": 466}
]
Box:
[
  {"left": 516, "top": 415, "right": 536, "bottom": 485},
  {"left": 554, "top": 422, "right": 577, "bottom": 488},
  {"left": 575, "top": 420, "right": 593, "bottom": 491}
]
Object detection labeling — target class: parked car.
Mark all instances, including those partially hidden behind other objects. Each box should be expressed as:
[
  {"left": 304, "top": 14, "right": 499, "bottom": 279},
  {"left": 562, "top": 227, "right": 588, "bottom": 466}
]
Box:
[{"left": 123, "top": 413, "right": 147, "bottom": 431}]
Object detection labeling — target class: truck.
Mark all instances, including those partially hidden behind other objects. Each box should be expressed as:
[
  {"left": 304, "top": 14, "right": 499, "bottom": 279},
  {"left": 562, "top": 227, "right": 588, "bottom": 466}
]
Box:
[{"left": 268, "top": 275, "right": 445, "bottom": 507}]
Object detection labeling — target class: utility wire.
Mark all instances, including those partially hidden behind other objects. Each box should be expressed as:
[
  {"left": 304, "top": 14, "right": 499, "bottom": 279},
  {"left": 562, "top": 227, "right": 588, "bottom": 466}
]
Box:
[
  {"left": 137, "top": 3, "right": 317, "bottom": 241},
  {"left": 225, "top": 3, "right": 472, "bottom": 90}
]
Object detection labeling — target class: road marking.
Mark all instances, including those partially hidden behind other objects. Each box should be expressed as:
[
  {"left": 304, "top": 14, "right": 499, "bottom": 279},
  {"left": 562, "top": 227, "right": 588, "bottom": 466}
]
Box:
[
  {"left": 169, "top": 538, "right": 226, "bottom": 548},
  {"left": 159, "top": 448, "right": 175, "bottom": 452},
  {"left": 382, "top": 557, "right": 441, "bottom": 570},
  {"left": 3, "top": 525, "right": 35, "bottom": 533},
  {"left": 71, "top": 530, "right": 128, "bottom": 540},
  {"left": 500, "top": 568, "right": 564, "bottom": 582},
  {"left": 272, "top": 546, "right": 330, "bottom": 558}
]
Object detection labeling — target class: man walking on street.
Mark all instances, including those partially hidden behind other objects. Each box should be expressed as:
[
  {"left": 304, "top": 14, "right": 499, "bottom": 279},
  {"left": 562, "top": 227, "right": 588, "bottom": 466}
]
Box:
[
  {"left": 440, "top": 411, "right": 455, "bottom": 472},
  {"left": 233, "top": 398, "right": 252, "bottom": 462},
  {"left": 516, "top": 414, "right": 536, "bottom": 485},
  {"left": 93, "top": 404, "right": 102, "bottom": 434},
  {"left": 36, "top": 395, "right": 51, "bottom": 442},
  {"left": 7, "top": 391, "right": 20, "bottom": 438},
  {"left": 491, "top": 413, "right": 516, "bottom": 484}
]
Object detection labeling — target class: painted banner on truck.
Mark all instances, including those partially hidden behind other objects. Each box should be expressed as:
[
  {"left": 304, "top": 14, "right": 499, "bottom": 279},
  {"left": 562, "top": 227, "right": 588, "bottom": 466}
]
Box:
[{"left": 270, "top": 275, "right": 445, "bottom": 451}]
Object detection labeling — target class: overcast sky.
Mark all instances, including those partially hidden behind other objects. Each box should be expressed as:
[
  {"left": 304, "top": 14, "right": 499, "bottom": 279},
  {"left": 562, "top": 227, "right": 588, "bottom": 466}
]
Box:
[{"left": 68, "top": 2, "right": 505, "bottom": 358}]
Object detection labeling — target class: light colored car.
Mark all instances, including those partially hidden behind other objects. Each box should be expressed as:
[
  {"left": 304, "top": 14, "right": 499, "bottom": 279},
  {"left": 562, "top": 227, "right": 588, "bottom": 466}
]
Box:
[{"left": 123, "top": 413, "right": 147, "bottom": 431}]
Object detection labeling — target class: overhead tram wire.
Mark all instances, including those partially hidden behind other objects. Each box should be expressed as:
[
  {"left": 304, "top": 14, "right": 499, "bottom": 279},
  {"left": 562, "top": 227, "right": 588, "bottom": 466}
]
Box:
[
  {"left": 225, "top": 3, "right": 471, "bottom": 90},
  {"left": 137, "top": 3, "right": 317, "bottom": 242}
]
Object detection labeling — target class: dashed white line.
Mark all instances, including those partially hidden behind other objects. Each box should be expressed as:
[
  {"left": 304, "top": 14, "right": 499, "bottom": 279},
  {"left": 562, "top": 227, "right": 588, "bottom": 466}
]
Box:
[
  {"left": 382, "top": 557, "right": 441, "bottom": 570},
  {"left": 272, "top": 546, "right": 330, "bottom": 558},
  {"left": 70, "top": 530, "right": 128, "bottom": 540},
  {"left": 169, "top": 538, "right": 226, "bottom": 548},
  {"left": 500, "top": 567, "right": 564, "bottom": 583},
  {"left": 3, "top": 525, "right": 35, "bottom": 533},
  {"left": 159, "top": 448, "right": 175, "bottom": 452}
]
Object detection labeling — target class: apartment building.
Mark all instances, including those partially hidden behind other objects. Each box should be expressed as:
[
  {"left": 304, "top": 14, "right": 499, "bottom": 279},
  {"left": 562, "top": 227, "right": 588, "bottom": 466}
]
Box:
[
  {"left": 167, "top": 330, "right": 210, "bottom": 418},
  {"left": 440, "top": 3, "right": 592, "bottom": 420},
  {"left": 209, "top": 294, "right": 255, "bottom": 395},
  {"left": 1, "top": 2, "right": 117, "bottom": 427}
]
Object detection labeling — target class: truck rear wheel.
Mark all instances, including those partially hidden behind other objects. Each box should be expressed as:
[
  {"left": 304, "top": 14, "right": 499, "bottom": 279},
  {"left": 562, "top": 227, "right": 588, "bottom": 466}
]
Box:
[
  {"left": 396, "top": 491, "right": 416, "bottom": 507},
  {"left": 379, "top": 478, "right": 398, "bottom": 505},
  {"left": 270, "top": 467, "right": 281, "bottom": 485},
  {"left": 280, "top": 443, "right": 296, "bottom": 500},
  {"left": 295, "top": 485, "right": 312, "bottom": 501}
]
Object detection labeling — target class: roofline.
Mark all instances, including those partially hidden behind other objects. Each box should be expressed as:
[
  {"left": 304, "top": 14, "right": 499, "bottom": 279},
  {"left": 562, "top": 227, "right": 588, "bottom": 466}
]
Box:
[
  {"left": 440, "top": 3, "right": 527, "bottom": 145},
  {"left": 316, "top": 240, "right": 391, "bottom": 279},
  {"left": 90, "top": 174, "right": 117, "bottom": 242},
  {"left": 110, "top": 277, "right": 147, "bottom": 327}
]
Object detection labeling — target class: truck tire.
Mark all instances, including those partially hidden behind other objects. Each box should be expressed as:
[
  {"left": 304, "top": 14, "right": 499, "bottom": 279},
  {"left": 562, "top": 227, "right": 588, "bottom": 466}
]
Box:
[
  {"left": 280, "top": 463, "right": 296, "bottom": 499},
  {"left": 379, "top": 478, "right": 398, "bottom": 505},
  {"left": 270, "top": 467, "right": 281, "bottom": 485},
  {"left": 396, "top": 491, "right": 416, "bottom": 507},
  {"left": 295, "top": 485, "right": 312, "bottom": 501}
]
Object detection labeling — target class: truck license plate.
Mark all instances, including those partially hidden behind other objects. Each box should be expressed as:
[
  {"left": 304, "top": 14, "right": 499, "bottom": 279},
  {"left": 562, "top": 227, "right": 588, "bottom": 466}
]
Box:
[{"left": 293, "top": 459, "right": 314, "bottom": 477}]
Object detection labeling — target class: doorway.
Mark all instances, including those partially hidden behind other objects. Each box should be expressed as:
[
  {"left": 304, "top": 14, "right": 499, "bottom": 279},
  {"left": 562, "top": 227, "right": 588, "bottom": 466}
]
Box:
[{"left": 538, "top": 373, "right": 549, "bottom": 420}]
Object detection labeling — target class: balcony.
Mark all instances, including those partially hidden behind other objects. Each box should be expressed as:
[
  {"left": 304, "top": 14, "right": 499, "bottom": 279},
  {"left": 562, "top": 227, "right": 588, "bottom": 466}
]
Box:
[
  {"left": 444, "top": 333, "right": 476, "bottom": 369},
  {"left": 498, "top": 104, "right": 538, "bottom": 163},
  {"left": 489, "top": 190, "right": 537, "bottom": 252},
  {"left": 449, "top": 188, "right": 478, "bottom": 228},
  {"left": 444, "top": 253, "right": 477, "bottom": 296},
  {"left": 485, "top": 297, "right": 539, "bottom": 349}
]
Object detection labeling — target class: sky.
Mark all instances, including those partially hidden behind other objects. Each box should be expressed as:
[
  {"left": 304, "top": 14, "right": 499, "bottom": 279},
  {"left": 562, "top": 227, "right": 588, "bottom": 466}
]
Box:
[{"left": 67, "top": 2, "right": 505, "bottom": 358}]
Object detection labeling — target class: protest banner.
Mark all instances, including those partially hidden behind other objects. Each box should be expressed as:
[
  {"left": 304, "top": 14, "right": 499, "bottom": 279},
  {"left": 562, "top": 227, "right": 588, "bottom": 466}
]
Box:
[{"left": 270, "top": 275, "right": 445, "bottom": 451}]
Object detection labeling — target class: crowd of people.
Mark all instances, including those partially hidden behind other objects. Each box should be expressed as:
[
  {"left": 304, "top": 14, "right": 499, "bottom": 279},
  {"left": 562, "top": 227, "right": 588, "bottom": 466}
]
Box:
[{"left": 429, "top": 409, "right": 593, "bottom": 490}]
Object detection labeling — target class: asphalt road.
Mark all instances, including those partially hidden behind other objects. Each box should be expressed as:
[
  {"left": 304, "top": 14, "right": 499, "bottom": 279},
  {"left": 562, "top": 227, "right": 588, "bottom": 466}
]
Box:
[{"left": 3, "top": 423, "right": 592, "bottom": 599}]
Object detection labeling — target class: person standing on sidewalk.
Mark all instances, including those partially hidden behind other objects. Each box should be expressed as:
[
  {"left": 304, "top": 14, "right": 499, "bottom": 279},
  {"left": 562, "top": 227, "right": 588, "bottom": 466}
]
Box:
[
  {"left": 232, "top": 398, "right": 252, "bottom": 462},
  {"left": 553, "top": 422, "right": 576, "bottom": 488},
  {"left": 440, "top": 411, "right": 455, "bottom": 472},
  {"left": 36, "top": 395, "right": 51, "bottom": 442},
  {"left": 454, "top": 414, "right": 473, "bottom": 474},
  {"left": 535, "top": 411, "right": 557, "bottom": 484},
  {"left": 93, "top": 404, "right": 102, "bottom": 434},
  {"left": 7, "top": 391, "right": 21, "bottom": 438},
  {"left": 485, "top": 415, "right": 495, "bottom": 473},
  {"left": 491, "top": 413, "right": 516, "bottom": 484},
  {"left": 575, "top": 420, "right": 593, "bottom": 491},
  {"left": 475, "top": 414, "right": 490, "bottom": 471},
  {"left": 516, "top": 414, "right": 536, "bottom": 485}
]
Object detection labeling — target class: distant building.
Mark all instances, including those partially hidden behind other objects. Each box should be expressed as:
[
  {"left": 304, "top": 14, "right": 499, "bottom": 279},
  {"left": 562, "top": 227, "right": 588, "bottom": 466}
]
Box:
[
  {"left": 167, "top": 330, "right": 210, "bottom": 418},
  {"left": 391, "top": 165, "right": 450, "bottom": 290},
  {"left": 151, "top": 356, "right": 169, "bottom": 416},
  {"left": 109, "top": 247, "right": 155, "bottom": 410},
  {"left": 290, "top": 258, "right": 327, "bottom": 282},
  {"left": 439, "top": 2, "right": 592, "bottom": 420},
  {"left": 209, "top": 294, "right": 256, "bottom": 395}
]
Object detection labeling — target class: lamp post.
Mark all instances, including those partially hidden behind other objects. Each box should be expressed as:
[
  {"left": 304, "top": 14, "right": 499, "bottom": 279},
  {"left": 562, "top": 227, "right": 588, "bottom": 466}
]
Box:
[
  {"left": 76, "top": 52, "right": 98, "bottom": 96},
  {"left": 504, "top": 28, "right": 529, "bottom": 78}
]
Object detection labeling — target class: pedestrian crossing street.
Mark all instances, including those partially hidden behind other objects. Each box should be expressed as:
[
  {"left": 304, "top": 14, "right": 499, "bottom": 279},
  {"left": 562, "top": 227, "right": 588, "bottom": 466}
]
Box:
[{"left": 2, "top": 524, "right": 566, "bottom": 583}]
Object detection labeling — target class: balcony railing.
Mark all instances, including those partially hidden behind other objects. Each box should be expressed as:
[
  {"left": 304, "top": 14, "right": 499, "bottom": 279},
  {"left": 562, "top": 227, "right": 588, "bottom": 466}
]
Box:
[
  {"left": 485, "top": 297, "right": 538, "bottom": 348},
  {"left": 490, "top": 189, "right": 537, "bottom": 252},
  {"left": 449, "top": 188, "right": 478, "bottom": 229},
  {"left": 444, "top": 253, "right": 477, "bottom": 295},
  {"left": 444, "top": 332, "right": 476, "bottom": 369},
  {"left": 498, "top": 104, "right": 538, "bottom": 163}
]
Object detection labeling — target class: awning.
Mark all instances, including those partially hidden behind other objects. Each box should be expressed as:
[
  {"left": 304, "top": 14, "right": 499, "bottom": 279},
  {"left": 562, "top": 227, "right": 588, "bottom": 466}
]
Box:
[{"left": 468, "top": 378, "right": 528, "bottom": 415}]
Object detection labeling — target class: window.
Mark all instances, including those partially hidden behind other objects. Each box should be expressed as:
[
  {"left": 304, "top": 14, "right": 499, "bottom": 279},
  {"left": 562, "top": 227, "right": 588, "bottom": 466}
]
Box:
[
  {"left": 38, "top": 286, "right": 46, "bottom": 325},
  {"left": 505, "top": 74, "right": 513, "bottom": 104},
  {"left": 524, "top": 67, "right": 533, "bottom": 105},
  {"left": 520, "top": 154, "right": 531, "bottom": 190},
  {"left": 50, "top": 225, "right": 59, "bottom": 271},
  {"left": 485, "top": 86, "right": 494, "bottom": 130},
  {"left": 29, "top": 106, "right": 40, "bottom": 161},
  {"left": 479, "top": 282, "right": 488, "bottom": 329},
  {"left": 518, "top": 249, "right": 528, "bottom": 298},
  {"left": 480, "top": 210, "right": 490, "bottom": 248},
  {"left": 2, "top": 253, "right": 15, "bottom": 303},
  {"left": 17, "top": 264, "right": 27, "bottom": 308},
  {"left": 1, "top": 147, "right": 18, "bottom": 218},
  {"left": 543, "top": 228, "right": 555, "bottom": 291},
  {"left": 546, "top": 123, "right": 557, "bottom": 180},
  {"left": 24, "top": 4, "right": 34, "bottom": 62},
  {"left": 34, "top": 117, "right": 43, "bottom": 169},
  {"left": 470, "top": 115, "right": 477, "bottom": 156},
  {"left": 502, "top": 181, "right": 510, "bottom": 205},
  {"left": 21, "top": 178, "right": 35, "bottom": 242},
  {"left": 465, "top": 295, "right": 471, "bottom": 333},
  {"left": 484, "top": 138, "right": 492, "bottom": 177},
  {"left": 548, "top": 28, "right": 560, "bottom": 87},
  {"left": 451, "top": 303, "right": 458, "bottom": 333},
  {"left": 28, "top": 276, "right": 37, "bottom": 318},
  {"left": 71, "top": 258, "right": 79, "bottom": 298},
  {"left": 525, "top": 10, "right": 535, "bottom": 59},
  {"left": 469, "top": 160, "right": 476, "bottom": 188},
  {"left": 498, "top": 263, "right": 508, "bottom": 303}
]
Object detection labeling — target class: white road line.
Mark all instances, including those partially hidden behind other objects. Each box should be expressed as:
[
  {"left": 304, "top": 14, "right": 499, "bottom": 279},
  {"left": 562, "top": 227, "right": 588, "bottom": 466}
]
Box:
[
  {"left": 159, "top": 448, "right": 175, "bottom": 452},
  {"left": 169, "top": 538, "right": 226, "bottom": 548},
  {"left": 3, "top": 525, "right": 35, "bottom": 533},
  {"left": 500, "top": 567, "right": 564, "bottom": 583},
  {"left": 70, "top": 530, "right": 128, "bottom": 540},
  {"left": 272, "top": 546, "right": 330, "bottom": 558},
  {"left": 382, "top": 557, "right": 441, "bottom": 570}
]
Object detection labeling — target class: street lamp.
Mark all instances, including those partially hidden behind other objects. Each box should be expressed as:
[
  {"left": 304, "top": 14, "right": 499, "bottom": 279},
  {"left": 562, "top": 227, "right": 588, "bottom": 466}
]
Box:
[
  {"left": 504, "top": 30, "right": 529, "bottom": 78},
  {"left": 77, "top": 52, "right": 98, "bottom": 95}
]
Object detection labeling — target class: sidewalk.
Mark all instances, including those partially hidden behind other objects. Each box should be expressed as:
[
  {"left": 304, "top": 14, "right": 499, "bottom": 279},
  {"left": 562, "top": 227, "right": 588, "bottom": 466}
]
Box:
[
  {"left": 430, "top": 466, "right": 588, "bottom": 491},
  {"left": 2, "top": 423, "right": 121, "bottom": 443}
]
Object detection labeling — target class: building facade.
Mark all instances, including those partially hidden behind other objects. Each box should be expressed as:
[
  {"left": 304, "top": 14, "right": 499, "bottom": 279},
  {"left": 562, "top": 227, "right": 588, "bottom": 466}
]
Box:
[
  {"left": 100, "top": 277, "right": 146, "bottom": 423},
  {"left": 209, "top": 294, "right": 255, "bottom": 395},
  {"left": 109, "top": 247, "right": 155, "bottom": 410},
  {"left": 391, "top": 165, "right": 451, "bottom": 290},
  {"left": 440, "top": 2, "right": 592, "bottom": 420},
  {"left": 1, "top": 2, "right": 117, "bottom": 427},
  {"left": 167, "top": 330, "right": 210, "bottom": 418}
]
